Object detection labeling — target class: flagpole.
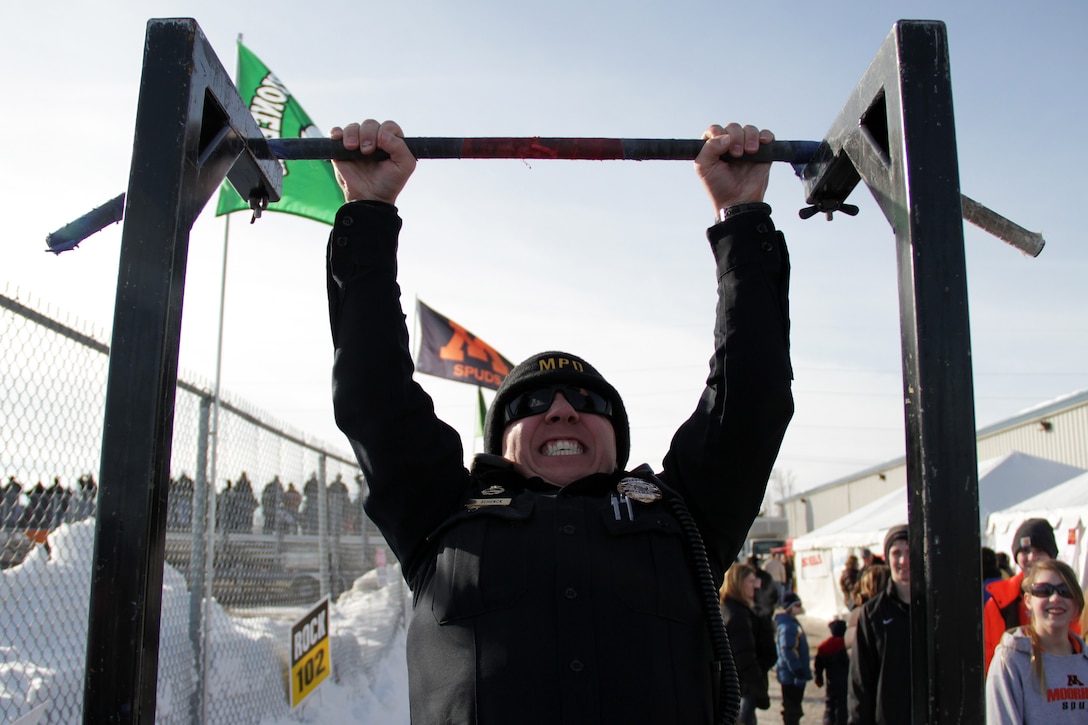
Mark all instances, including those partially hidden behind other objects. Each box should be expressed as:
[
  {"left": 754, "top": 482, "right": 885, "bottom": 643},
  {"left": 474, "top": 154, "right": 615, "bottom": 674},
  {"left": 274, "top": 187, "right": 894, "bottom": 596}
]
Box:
[
  {"left": 474, "top": 386, "right": 485, "bottom": 455},
  {"left": 199, "top": 33, "right": 242, "bottom": 725}
]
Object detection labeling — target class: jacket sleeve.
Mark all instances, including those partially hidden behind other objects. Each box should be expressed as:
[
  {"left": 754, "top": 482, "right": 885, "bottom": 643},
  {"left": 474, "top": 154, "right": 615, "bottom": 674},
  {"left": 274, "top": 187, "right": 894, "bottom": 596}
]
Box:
[
  {"left": 847, "top": 601, "right": 879, "bottom": 725},
  {"left": 983, "top": 644, "right": 1023, "bottom": 725},
  {"left": 326, "top": 202, "right": 471, "bottom": 581},
  {"left": 660, "top": 210, "right": 794, "bottom": 575}
]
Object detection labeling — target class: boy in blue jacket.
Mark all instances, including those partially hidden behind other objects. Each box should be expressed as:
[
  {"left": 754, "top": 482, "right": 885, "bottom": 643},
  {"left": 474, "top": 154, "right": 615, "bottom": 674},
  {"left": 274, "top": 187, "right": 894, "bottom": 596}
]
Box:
[{"left": 775, "top": 592, "right": 813, "bottom": 725}]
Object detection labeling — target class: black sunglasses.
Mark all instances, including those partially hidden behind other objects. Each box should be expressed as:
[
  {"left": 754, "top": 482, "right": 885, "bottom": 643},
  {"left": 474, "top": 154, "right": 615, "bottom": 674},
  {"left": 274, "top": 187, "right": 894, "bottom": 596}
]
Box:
[
  {"left": 1027, "top": 582, "right": 1074, "bottom": 599},
  {"left": 505, "top": 384, "right": 612, "bottom": 424}
]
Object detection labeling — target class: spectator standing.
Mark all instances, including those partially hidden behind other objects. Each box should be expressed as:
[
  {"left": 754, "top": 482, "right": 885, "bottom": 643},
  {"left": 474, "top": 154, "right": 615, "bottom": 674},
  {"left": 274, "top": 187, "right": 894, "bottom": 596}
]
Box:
[
  {"left": 2, "top": 476, "right": 23, "bottom": 529},
  {"left": 72, "top": 473, "right": 97, "bottom": 521},
  {"left": 848, "top": 525, "right": 911, "bottom": 725},
  {"left": 282, "top": 482, "right": 301, "bottom": 534},
  {"left": 775, "top": 592, "right": 812, "bottom": 725},
  {"left": 261, "top": 476, "right": 285, "bottom": 535},
  {"left": 721, "top": 563, "right": 776, "bottom": 725},
  {"left": 300, "top": 475, "right": 319, "bottom": 535},
  {"left": 982, "top": 547, "right": 1004, "bottom": 605},
  {"left": 232, "top": 473, "right": 258, "bottom": 533},
  {"left": 815, "top": 619, "right": 850, "bottom": 725},
  {"left": 763, "top": 551, "right": 788, "bottom": 590},
  {"left": 215, "top": 479, "right": 233, "bottom": 532},
  {"left": 858, "top": 548, "right": 885, "bottom": 573},
  {"left": 327, "top": 473, "right": 350, "bottom": 536},
  {"left": 840, "top": 555, "right": 860, "bottom": 610},
  {"left": 986, "top": 559, "right": 1088, "bottom": 723},
  {"left": 20, "top": 482, "right": 47, "bottom": 530},
  {"left": 996, "top": 552, "right": 1014, "bottom": 579},
  {"left": 167, "top": 475, "right": 194, "bottom": 531},
  {"left": 983, "top": 518, "right": 1061, "bottom": 673},
  {"left": 844, "top": 564, "right": 890, "bottom": 651},
  {"left": 44, "top": 477, "right": 70, "bottom": 528}
]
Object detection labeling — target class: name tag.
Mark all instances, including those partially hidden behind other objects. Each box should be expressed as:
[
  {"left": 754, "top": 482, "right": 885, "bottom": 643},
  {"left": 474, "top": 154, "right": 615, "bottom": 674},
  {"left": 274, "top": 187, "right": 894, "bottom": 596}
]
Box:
[{"left": 466, "top": 497, "right": 513, "bottom": 510}]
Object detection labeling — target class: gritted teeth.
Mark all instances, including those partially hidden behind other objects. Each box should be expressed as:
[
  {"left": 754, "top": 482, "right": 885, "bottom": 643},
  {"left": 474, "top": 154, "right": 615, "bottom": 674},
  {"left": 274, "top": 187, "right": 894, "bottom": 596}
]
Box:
[{"left": 542, "top": 440, "right": 584, "bottom": 456}]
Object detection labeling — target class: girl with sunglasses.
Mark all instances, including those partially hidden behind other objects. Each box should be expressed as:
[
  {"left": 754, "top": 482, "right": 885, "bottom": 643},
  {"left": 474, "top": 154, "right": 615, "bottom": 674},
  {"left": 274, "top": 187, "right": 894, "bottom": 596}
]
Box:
[{"left": 986, "top": 559, "right": 1088, "bottom": 723}]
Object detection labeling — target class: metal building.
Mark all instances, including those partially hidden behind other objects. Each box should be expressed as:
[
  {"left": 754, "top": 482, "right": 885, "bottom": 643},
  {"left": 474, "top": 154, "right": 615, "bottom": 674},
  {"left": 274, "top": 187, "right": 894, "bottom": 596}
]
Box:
[{"left": 782, "top": 388, "right": 1088, "bottom": 537}]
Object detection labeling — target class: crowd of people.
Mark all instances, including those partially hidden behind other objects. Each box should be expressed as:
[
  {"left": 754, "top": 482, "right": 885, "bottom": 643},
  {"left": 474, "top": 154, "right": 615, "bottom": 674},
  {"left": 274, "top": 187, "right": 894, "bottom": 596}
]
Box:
[
  {"left": 166, "top": 471, "right": 365, "bottom": 537},
  {"left": 1, "top": 473, "right": 98, "bottom": 532},
  {"left": 1, "top": 470, "right": 366, "bottom": 539},
  {"left": 722, "top": 516, "right": 1088, "bottom": 724}
]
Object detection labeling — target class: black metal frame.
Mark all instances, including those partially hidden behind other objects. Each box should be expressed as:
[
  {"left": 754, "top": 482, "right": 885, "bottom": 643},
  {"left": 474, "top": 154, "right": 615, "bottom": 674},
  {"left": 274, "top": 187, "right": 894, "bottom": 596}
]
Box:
[
  {"left": 801, "top": 22, "right": 982, "bottom": 723},
  {"left": 82, "top": 18, "right": 281, "bottom": 724},
  {"left": 84, "top": 17, "right": 981, "bottom": 724}
]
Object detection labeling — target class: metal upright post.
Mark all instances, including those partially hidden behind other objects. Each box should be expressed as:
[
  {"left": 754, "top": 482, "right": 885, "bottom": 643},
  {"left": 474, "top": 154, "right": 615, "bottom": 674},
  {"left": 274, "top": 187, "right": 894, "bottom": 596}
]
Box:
[
  {"left": 188, "top": 397, "right": 211, "bottom": 725},
  {"left": 317, "top": 455, "right": 330, "bottom": 598},
  {"left": 798, "top": 20, "right": 982, "bottom": 723},
  {"left": 82, "top": 18, "right": 281, "bottom": 723}
]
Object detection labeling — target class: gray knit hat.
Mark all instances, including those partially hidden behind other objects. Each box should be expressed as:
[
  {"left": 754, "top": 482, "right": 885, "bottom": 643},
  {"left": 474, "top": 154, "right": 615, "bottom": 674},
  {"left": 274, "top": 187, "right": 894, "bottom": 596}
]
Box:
[
  {"left": 883, "top": 524, "right": 910, "bottom": 561},
  {"left": 483, "top": 351, "right": 629, "bottom": 470}
]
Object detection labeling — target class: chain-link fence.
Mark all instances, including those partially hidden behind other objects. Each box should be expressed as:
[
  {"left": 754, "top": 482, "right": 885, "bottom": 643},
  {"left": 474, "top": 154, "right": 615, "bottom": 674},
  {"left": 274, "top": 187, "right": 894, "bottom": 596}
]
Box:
[{"left": 1, "top": 289, "right": 407, "bottom": 724}]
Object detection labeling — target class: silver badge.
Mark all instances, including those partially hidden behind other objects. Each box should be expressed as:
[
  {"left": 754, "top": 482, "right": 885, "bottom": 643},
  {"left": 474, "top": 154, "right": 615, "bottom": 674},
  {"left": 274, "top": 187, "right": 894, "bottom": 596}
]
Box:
[
  {"left": 481, "top": 485, "right": 506, "bottom": 496},
  {"left": 617, "top": 477, "right": 661, "bottom": 503}
]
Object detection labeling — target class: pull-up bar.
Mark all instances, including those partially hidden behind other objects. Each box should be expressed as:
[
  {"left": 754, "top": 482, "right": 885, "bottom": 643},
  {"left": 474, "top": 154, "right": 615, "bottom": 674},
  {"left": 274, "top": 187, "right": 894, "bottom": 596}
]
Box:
[
  {"left": 44, "top": 136, "right": 1044, "bottom": 257},
  {"left": 269, "top": 136, "right": 821, "bottom": 162}
]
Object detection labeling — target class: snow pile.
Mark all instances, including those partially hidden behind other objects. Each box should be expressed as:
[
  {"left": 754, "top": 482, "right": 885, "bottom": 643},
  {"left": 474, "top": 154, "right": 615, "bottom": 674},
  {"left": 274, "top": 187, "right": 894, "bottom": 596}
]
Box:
[{"left": 1, "top": 520, "right": 411, "bottom": 724}]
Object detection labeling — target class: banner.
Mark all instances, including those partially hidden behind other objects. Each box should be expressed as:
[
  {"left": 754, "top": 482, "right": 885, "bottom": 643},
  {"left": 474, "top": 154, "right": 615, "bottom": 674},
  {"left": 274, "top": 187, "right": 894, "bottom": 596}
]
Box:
[
  {"left": 416, "top": 300, "right": 514, "bottom": 391},
  {"left": 216, "top": 42, "right": 342, "bottom": 225}
]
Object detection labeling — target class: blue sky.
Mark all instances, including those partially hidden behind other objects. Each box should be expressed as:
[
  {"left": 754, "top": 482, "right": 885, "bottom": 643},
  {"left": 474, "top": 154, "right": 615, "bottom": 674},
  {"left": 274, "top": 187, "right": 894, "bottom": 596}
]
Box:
[{"left": 4, "top": 0, "right": 1086, "bottom": 497}]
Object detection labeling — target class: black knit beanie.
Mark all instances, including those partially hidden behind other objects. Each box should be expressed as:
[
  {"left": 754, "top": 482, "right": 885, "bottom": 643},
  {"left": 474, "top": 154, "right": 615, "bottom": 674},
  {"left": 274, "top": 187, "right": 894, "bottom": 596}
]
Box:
[
  {"left": 1012, "top": 518, "right": 1058, "bottom": 560},
  {"left": 883, "top": 524, "right": 910, "bottom": 561},
  {"left": 483, "top": 351, "right": 629, "bottom": 470}
]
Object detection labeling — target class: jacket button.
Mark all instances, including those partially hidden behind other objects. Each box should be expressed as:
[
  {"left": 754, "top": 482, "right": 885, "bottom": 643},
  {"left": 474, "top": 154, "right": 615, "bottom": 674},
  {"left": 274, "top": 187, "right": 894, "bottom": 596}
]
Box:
[
  {"left": 564, "top": 587, "right": 578, "bottom": 599},
  {"left": 569, "top": 660, "right": 584, "bottom": 672},
  {"left": 756, "top": 223, "right": 768, "bottom": 234},
  {"left": 341, "top": 215, "right": 354, "bottom": 226},
  {"left": 336, "top": 236, "right": 349, "bottom": 247},
  {"left": 561, "top": 524, "right": 576, "bottom": 535},
  {"left": 760, "top": 240, "right": 774, "bottom": 252}
]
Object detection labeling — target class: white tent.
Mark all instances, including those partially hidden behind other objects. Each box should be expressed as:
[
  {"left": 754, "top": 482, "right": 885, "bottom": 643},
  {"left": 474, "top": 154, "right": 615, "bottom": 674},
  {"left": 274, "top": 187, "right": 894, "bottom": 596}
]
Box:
[
  {"left": 790, "top": 452, "right": 1085, "bottom": 620},
  {"left": 985, "top": 470, "right": 1088, "bottom": 586}
]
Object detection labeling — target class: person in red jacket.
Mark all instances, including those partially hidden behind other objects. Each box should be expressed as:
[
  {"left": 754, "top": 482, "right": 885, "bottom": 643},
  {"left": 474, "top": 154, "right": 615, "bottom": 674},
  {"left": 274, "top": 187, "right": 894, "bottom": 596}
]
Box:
[{"left": 983, "top": 518, "right": 1058, "bottom": 673}]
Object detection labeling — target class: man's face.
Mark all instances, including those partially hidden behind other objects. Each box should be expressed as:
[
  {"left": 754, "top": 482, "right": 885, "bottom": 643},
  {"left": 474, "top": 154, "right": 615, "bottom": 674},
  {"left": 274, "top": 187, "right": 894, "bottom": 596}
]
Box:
[
  {"left": 888, "top": 540, "right": 910, "bottom": 584},
  {"left": 502, "top": 392, "right": 617, "bottom": 487},
  {"left": 1016, "top": 545, "right": 1052, "bottom": 571}
]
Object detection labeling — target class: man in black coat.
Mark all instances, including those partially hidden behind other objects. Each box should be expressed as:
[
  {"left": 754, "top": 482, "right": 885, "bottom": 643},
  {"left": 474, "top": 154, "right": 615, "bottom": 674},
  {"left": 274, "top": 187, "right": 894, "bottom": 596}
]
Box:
[
  {"left": 848, "top": 525, "right": 911, "bottom": 725},
  {"left": 326, "top": 119, "right": 794, "bottom": 724}
]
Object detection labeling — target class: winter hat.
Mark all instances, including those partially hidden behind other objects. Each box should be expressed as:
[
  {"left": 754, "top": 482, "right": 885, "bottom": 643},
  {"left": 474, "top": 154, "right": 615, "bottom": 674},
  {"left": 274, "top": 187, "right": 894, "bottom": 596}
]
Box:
[
  {"left": 883, "top": 524, "right": 910, "bottom": 561},
  {"left": 1012, "top": 518, "right": 1058, "bottom": 560},
  {"left": 782, "top": 592, "right": 802, "bottom": 609},
  {"left": 483, "top": 351, "right": 630, "bottom": 470},
  {"left": 828, "top": 619, "right": 847, "bottom": 638}
]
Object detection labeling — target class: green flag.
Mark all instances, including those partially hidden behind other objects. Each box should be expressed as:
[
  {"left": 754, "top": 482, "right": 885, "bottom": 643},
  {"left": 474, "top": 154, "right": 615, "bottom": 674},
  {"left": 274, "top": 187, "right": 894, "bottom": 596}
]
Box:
[{"left": 216, "top": 42, "right": 342, "bottom": 225}]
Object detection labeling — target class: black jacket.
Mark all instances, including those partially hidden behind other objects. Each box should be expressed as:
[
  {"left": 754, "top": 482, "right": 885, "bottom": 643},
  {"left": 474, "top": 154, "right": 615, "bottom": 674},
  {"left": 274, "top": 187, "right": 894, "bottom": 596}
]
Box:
[
  {"left": 847, "top": 581, "right": 911, "bottom": 725},
  {"left": 326, "top": 201, "right": 794, "bottom": 725},
  {"left": 722, "top": 599, "right": 776, "bottom": 707}
]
